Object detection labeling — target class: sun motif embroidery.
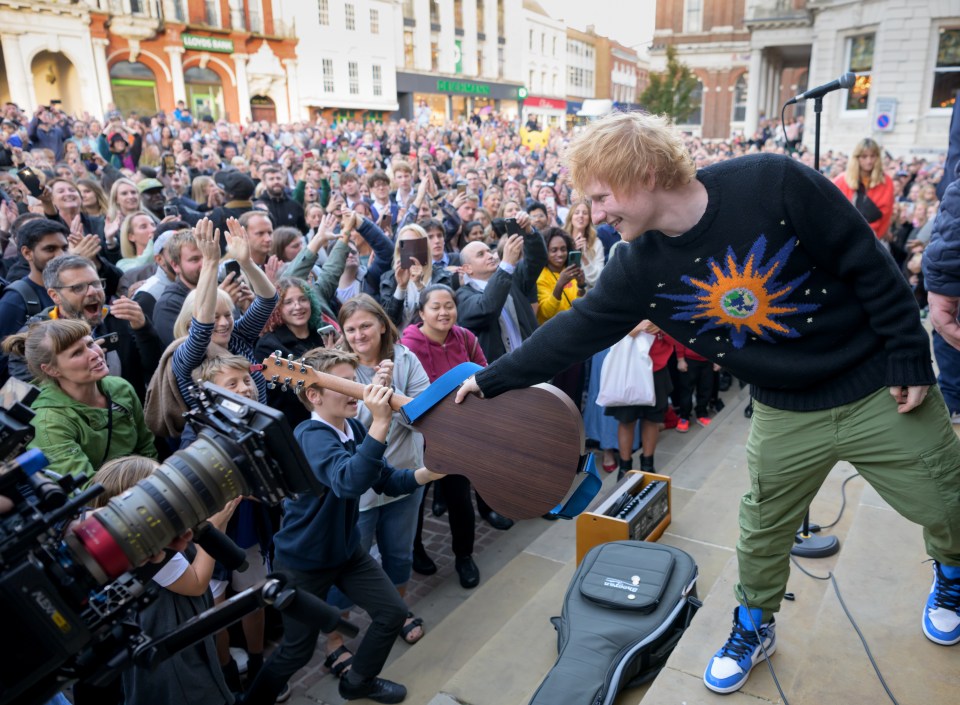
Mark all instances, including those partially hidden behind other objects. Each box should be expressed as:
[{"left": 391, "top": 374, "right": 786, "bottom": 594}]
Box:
[{"left": 658, "top": 235, "right": 819, "bottom": 349}]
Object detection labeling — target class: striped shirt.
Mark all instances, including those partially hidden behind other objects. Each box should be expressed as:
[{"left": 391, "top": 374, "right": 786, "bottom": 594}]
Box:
[{"left": 172, "top": 293, "right": 279, "bottom": 408}]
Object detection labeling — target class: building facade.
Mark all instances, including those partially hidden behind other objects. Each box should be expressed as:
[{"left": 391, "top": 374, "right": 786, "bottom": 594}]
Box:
[
  {"left": 0, "top": 0, "right": 301, "bottom": 123},
  {"left": 650, "top": 0, "right": 751, "bottom": 138},
  {"left": 565, "top": 25, "right": 601, "bottom": 122},
  {"left": 520, "top": 0, "right": 566, "bottom": 127},
  {"left": 291, "top": 0, "right": 399, "bottom": 124},
  {"left": 394, "top": 0, "right": 524, "bottom": 124}
]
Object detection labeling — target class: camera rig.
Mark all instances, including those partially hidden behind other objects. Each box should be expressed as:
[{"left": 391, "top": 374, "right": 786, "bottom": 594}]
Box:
[{"left": 0, "top": 382, "right": 353, "bottom": 705}]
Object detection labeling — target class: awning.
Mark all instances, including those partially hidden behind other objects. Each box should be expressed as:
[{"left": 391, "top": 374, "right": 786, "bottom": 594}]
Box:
[{"left": 576, "top": 99, "right": 614, "bottom": 117}]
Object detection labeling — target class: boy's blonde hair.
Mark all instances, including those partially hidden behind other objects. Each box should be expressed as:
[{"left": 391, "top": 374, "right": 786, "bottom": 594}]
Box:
[
  {"left": 192, "top": 353, "right": 252, "bottom": 385},
  {"left": 90, "top": 455, "right": 160, "bottom": 508},
  {"left": 564, "top": 112, "right": 696, "bottom": 196},
  {"left": 295, "top": 346, "right": 359, "bottom": 410}
]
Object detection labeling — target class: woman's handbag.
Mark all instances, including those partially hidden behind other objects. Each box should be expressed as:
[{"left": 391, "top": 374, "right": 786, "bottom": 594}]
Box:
[
  {"left": 855, "top": 184, "right": 883, "bottom": 223},
  {"left": 596, "top": 333, "right": 656, "bottom": 407}
]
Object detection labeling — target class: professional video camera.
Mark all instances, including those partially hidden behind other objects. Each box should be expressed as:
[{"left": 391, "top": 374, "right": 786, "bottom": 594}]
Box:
[{"left": 0, "top": 381, "right": 349, "bottom": 705}]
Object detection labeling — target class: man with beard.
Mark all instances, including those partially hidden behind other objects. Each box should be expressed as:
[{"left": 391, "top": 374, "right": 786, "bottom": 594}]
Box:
[
  {"left": 8, "top": 254, "right": 162, "bottom": 400},
  {"left": 258, "top": 164, "right": 307, "bottom": 234},
  {"left": 0, "top": 218, "right": 67, "bottom": 338},
  {"left": 151, "top": 229, "right": 205, "bottom": 346}
]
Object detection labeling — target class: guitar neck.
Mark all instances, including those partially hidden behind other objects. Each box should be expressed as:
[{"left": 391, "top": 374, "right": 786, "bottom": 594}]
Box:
[{"left": 265, "top": 354, "right": 412, "bottom": 411}]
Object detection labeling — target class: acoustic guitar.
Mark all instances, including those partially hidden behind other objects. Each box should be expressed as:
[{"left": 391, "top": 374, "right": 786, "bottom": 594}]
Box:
[{"left": 263, "top": 353, "right": 585, "bottom": 520}]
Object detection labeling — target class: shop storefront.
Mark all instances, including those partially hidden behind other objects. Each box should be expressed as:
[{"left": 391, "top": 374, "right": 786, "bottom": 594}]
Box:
[
  {"left": 185, "top": 66, "right": 224, "bottom": 121},
  {"left": 522, "top": 96, "right": 567, "bottom": 129},
  {"left": 396, "top": 73, "right": 523, "bottom": 124}
]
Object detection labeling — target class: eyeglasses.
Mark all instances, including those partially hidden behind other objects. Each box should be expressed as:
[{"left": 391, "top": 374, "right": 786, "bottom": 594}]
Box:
[{"left": 53, "top": 278, "right": 106, "bottom": 295}]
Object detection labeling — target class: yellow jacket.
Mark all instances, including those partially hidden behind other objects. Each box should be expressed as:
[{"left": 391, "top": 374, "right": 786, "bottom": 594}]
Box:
[{"left": 536, "top": 267, "right": 580, "bottom": 325}]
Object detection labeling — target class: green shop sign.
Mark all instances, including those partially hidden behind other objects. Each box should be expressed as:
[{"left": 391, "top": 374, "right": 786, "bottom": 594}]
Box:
[
  {"left": 183, "top": 34, "right": 234, "bottom": 54},
  {"left": 437, "top": 79, "right": 491, "bottom": 96}
]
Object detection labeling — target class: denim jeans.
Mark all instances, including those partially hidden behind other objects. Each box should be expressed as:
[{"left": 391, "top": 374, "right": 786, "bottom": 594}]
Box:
[{"left": 933, "top": 331, "right": 960, "bottom": 414}]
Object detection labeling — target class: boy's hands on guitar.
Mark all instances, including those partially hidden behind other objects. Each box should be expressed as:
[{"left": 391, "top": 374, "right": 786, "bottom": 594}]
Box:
[
  {"left": 364, "top": 383, "right": 394, "bottom": 442},
  {"left": 414, "top": 467, "right": 446, "bottom": 485}
]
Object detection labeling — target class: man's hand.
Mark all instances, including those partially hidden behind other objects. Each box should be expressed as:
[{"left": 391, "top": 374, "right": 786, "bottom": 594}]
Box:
[
  {"left": 454, "top": 375, "right": 483, "bottom": 404},
  {"left": 889, "top": 385, "right": 929, "bottom": 414},
  {"left": 264, "top": 254, "right": 283, "bottom": 284},
  {"left": 515, "top": 210, "right": 532, "bottom": 233},
  {"left": 501, "top": 233, "right": 523, "bottom": 266},
  {"left": 109, "top": 296, "right": 146, "bottom": 330},
  {"left": 928, "top": 291, "right": 960, "bottom": 351}
]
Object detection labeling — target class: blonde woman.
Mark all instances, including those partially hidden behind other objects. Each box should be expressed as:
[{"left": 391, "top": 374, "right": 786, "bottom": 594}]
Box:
[
  {"left": 832, "top": 137, "right": 894, "bottom": 240},
  {"left": 77, "top": 178, "right": 109, "bottom": 218},
  {"left": 117, "top": 212, "right": 156, "bottom": 272},
  {"left": 564, "top": 198, "right": 604, "bottom": 288},
  {"left": 378, "top": 223, "right": 456, "bottom": 328}
]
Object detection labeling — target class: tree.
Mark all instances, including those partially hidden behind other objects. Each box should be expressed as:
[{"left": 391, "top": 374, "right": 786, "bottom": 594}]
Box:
[{"left": 640, "top": 45, "right": 701, "bottom": 124}]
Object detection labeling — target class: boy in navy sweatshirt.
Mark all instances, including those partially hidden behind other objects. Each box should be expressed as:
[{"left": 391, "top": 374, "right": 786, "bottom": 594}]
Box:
[{"left": 243, "top": 347, "right": 443, "bottom": 705}]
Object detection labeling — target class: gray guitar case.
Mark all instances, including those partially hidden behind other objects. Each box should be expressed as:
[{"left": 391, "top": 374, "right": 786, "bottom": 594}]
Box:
[{"left": 529, "top": 541, "right": 700, "bottom": 705}]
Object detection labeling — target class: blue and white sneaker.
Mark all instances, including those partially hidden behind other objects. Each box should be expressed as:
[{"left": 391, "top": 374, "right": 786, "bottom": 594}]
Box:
[
  {"left": 703, "top": 606, "right": 776, "bottom": 694},
  {"left": 923, "top": 561, "right": 960, "bottom": 645}
]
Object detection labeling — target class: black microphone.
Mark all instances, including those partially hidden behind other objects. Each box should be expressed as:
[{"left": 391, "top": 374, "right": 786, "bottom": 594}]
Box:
[{"left": 786, "top": 73, "right": 856, "bottom": 106}]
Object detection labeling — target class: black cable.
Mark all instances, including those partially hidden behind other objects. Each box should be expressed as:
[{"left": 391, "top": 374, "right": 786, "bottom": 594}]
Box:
[
  {"left": 790, "top": 556, "right": 901, "bottom": 705},
  {"left": 740, "top": 596, "right": 790, "bottom": 705},
  {"left": 810, "top": 472, "right": 861, "bottom": 531},
  {"left": 781, "top": 103, "right": 790, "bottom": 148}
]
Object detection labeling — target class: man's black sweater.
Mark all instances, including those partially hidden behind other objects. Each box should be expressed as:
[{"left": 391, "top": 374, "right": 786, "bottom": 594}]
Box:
[{"left": 476, "top": 154, "right": 935, "bottom": 412}]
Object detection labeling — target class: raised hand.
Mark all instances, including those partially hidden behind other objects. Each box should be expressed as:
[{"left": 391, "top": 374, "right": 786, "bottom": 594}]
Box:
[
  {"left": 194, "top": 217, "right": 221, "bottom": 262},
  {"left": 224, "top": 217, "right": 250, "bottom": 264},
  {"left": 393, "top": 257, "right": 411, "bottom": 288},
  {"left": 501, "top": 233, "right": 523, "bottom": 266},
  {"left": 264, "top": 254, "right": 283, "bottom": 284}
]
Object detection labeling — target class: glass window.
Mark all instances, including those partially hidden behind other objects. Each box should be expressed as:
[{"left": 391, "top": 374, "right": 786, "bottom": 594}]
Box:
[
  {"left": 318, "top": 0, "right": 329, "bottom": 25},
  {"left": 348, "top": 62, "right": 359, "bottom": 94},
  {"left": 932, "top": 28, "right": 960, "bottom": 109},
  {"left": 497, "top": 0, "right": 504, "bottom": 36},
  {"left": 685, "top": 80, "right": 703, "bottom": 124},
  {"left": 403, "top": 0, "right": 414, "bottom": 17},
  {"left": 529, "top": 29, "right": 533, "bottom": 51},
  {"left": 431, "top": 37, "right": 440, "bottom": 71},
  {"left": 732, "top": 74, "right": 747, "bottom": 122},
  {"left": 430, "top": 0, "right": 439, "bottom": 25},
  {"left": 404, "top": 30, "right": 415, "bottom": 69},
  {"left": 498, "top": 45, "right": 504, "bottom": 77},
  {"left": 454, "top": 0, "right": 463, "bottom": 26},
  {"left": 476, "top": 0, "right": 484, "bottom": 33},
  {"left": 248, "top": 0, "right": 263, "bottom": 33},
  {"left": 203, "top": 0, "right": 220, "bottom": 26},
  {"left": 552, "top": 36, "right": 557, "bottom": 57},
  {"left": 345, "top": 4, "right": 356, "bottom": 30},
  {"left": 684, "top": 0, "right": 702, "bottom": 33},
  {"left": 372, "top": 65, "right": 383, "bottom": 96},
  {"left": 370, "top": 8, "right": 379, "bottom": 34},
  {"left": 846, "top": 33, "right": 874, "bottom": 110},
  {"left": 323, "top": 59, "right": 334, "bottom": 92}
]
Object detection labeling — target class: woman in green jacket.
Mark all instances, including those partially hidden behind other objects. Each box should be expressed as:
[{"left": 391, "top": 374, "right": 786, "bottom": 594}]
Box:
[{"left": 1, "top": 318, "right": 157, "bottom": 482}]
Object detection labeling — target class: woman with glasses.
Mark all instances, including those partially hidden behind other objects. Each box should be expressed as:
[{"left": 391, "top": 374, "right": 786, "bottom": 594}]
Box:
[{"left": 2, "top": 318, "right": 157, "bottom": 483}]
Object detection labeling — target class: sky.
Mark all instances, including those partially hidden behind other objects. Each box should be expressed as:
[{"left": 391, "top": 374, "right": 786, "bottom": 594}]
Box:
[{"left": 537, "top": 0, "right": 657, "bottom": 53}]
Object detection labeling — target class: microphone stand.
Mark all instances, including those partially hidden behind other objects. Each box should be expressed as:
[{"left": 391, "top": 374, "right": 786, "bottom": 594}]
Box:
[{"left": 791, "top": 95, "right": 840, "bottom": 559}]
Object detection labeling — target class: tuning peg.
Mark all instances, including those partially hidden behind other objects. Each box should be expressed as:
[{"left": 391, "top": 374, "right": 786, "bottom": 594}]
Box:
[
  {"left": 268, "top": 374, "right": 279, "bottom": 390},
  {"left": 294, "top": 380, "right": 304, "bottom": 393},
  {"left": 273, "top": 350, "right": 282, "bottom": 365}
]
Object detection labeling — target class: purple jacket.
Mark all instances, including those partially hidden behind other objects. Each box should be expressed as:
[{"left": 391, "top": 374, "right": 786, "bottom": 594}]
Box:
[{"left": 400, "top": 323, "right": 487, "bottom": 382}]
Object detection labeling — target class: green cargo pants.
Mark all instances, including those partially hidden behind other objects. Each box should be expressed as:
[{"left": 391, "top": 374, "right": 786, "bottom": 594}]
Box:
[{"left": 736, "top": 386, "right": 960, "bottom": 618}]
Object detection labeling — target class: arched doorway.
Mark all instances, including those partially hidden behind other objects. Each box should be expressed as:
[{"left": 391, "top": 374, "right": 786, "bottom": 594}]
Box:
[
  {"left": 110, "top": 61, "right": 159, "bottom": 117},
  {"left": 250, "top": 95, "right": 276, "bottom": 123},
  {"left": 31, "top": 51, "right": 81, "bottom": 114},
  {"left": 185, "top": 66, "right": 224, "bottom": 120}
]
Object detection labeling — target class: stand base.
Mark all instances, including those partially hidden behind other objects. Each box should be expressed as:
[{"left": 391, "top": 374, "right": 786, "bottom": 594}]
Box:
[{"left": 791, "top": 533, "right": 839, "bottom": 558}]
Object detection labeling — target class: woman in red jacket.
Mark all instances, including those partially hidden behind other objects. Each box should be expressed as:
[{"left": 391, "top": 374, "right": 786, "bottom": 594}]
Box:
[
  {"left": 400, "top": 284, "right": 487, "bottom": 589},
  {"left": 832, "top": 137, "right": 894, "bottom": 240}
]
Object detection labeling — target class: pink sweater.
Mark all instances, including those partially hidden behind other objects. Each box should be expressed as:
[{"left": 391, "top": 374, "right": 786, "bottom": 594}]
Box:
[{"left": 400, "top": 324, "right": 488, "bottom": 382}]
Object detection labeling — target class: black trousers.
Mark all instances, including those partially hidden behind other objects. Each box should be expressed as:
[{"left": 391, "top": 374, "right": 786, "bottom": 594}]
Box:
[
  {"left": 242, "top": 547, "right": 407, "bottom": 705},
  {"left": 416, "top": 475, "right": 476, "bottom": 558},
  {"left": 676, "top": 358, "right": 714, "bottom": 419}
]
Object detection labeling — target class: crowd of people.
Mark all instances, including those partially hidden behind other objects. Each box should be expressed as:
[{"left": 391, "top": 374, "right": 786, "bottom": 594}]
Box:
[{"left": 0, "top": 97, "right": 953, "bottom": 705}]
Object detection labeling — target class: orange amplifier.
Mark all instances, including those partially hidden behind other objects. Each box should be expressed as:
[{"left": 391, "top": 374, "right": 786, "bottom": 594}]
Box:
[{"left": 575, "top": 471, "right": 671, "bottom": 564}]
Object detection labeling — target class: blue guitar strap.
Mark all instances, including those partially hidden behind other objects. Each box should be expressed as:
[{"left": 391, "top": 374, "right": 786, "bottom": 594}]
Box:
[
  {"left": 400, "top": 362, "right": 482, "bottom": 423},
  {"left": 548, "top": 452, "right": 602, "bottom": 520}
]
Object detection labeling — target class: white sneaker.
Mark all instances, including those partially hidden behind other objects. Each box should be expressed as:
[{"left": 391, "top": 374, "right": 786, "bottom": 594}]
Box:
[{"left": 230, "top": 647, "right": 249, "bottom": 674}]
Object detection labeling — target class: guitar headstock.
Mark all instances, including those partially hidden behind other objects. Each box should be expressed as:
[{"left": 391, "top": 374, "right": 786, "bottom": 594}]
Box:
[{"left": 264, "top": 351, "right": 312, "bottom": 393}]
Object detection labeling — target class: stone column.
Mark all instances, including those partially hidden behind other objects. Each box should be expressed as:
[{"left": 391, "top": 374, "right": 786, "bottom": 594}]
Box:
[
  {"left": 165, "top": 45, "right": 187, "bottom": 105},
  {"left": 744, "top": 48, "right": 763, "bottom": 138},
  {"left": 283, "top": 59, "right": 301, "bottom": 122},
  {"left": 0, "top": 33, "right": 32, "bottom": 109},
  {"left": 462, "top": 0, "right": 478, "bottom": 76},
  {"left": 91, "top": 38, "right": 113, "bottom": 116},
  {"left": 233, "top": 53, "right": 252, "bottom": 122}
]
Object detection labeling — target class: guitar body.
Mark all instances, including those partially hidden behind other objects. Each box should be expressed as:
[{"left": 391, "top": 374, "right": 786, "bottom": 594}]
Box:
[
  {"left": 263, "top": 353, "right": 586, "bottom": 520},
  {"left": 412, "top": 384, "right": 584, "bottom": 520}
]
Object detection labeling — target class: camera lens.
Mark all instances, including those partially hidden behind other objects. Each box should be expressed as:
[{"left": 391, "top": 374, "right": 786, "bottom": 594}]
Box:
[{"left": 69, "top": 432, "right": 250, "bottom": 581}]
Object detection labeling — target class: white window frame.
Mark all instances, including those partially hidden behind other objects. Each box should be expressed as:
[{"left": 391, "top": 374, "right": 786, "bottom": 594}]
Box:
[
  {"left": 370, "top": 8, "right": 380, "bottom": 34},
  {"left": 842, "top": 32, "right": 875, "bottom": 115},
  {"left": 930, "top": 25, "right": 960, "bottom": 113},
  {"left": 345, "top": 3, "right": 356, "bottom": 31},
  {"left": 322, "top": 58, "right": 335, "bottom": 92},
  {"left": 372, "top": 64, "right": 383, "bottom": 96},
  {"left": 683, "top": 0, "right": 703, "bottom": 34},
  {"left": 348, "top": 61, "right": 360, "bottom": 94},
  {"left": 318, "top": 0, "right": 330, "bottom": 26}
]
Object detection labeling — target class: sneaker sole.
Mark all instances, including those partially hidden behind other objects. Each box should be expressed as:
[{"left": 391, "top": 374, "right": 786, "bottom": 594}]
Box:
[
  {"left": 703, "top": 641, "right": 776, "bottom": 694},
  {"left": 922, "top": 617, "right": 960, "bottom": 646}
]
